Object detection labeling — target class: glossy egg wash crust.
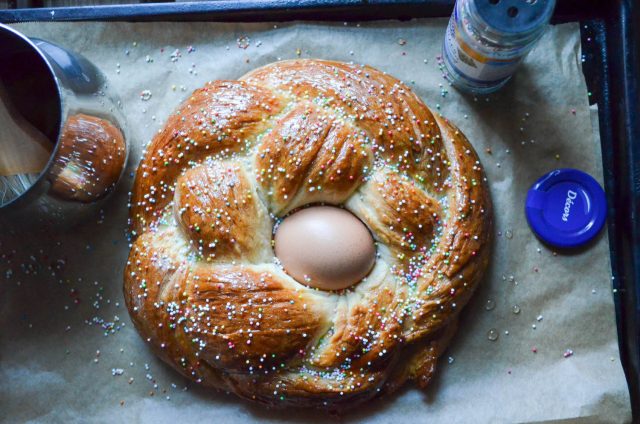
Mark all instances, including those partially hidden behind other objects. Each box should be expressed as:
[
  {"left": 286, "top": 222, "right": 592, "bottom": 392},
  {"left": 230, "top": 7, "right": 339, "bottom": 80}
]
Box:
[{"left": 124, "top": 59, "right": 492, "bottom": 410}]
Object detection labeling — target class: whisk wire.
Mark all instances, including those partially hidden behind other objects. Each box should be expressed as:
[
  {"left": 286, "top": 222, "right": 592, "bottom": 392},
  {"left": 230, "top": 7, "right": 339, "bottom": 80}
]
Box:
[{"left": 0, "top": 173, "right": 39, "bottom": 206}]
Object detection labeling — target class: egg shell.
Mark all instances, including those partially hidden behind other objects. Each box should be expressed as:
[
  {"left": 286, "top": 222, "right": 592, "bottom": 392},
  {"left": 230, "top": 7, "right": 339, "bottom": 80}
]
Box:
[{"left": 274, "top": 206, "right": 376, "bottom": 290}]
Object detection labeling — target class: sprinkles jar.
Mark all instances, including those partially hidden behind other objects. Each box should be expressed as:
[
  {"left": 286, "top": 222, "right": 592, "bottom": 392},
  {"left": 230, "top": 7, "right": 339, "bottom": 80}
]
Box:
[{"left": 442, "top": 0, "right": 556, "bottom": 94}]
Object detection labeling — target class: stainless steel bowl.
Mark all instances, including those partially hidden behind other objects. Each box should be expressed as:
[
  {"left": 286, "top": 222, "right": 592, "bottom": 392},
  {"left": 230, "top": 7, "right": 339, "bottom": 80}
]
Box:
[{"left": 0, "top": 23, "right": 128, "bottom": 228}]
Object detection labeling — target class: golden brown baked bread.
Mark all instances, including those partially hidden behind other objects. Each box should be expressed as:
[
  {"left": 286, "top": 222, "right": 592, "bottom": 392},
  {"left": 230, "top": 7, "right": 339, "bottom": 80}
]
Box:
[
  {"left": 124, "top": 59, "right": 492, "bottom": 409},
  {"left": 50, "top": 113, "right": 126, "bottom": 203}
]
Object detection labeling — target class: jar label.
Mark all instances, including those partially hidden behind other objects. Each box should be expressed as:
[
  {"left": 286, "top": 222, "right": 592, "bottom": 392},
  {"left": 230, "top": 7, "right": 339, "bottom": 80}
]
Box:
[{"left": 444, "top": 14, "right": 525, "bottom": 84}]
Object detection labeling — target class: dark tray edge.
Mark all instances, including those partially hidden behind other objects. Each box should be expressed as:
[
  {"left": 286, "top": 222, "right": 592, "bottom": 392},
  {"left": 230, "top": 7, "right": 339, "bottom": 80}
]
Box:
[
  {"left": 0, "top": 0, "right": 607, "bottom": 23},
  {"left": 582, "top": 0, "right": 640, "bottom": 420}
]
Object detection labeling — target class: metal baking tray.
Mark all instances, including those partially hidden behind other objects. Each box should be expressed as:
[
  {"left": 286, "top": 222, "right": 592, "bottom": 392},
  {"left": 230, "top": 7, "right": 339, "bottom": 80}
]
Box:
[{"left": 1, "top": 0, "right": 637, "bottom": 419}]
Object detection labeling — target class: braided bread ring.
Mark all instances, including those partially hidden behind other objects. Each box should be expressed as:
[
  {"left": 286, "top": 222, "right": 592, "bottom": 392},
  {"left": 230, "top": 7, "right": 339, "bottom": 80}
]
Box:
[{"left": 124, "top": 59, "right": 492, "bottom": 409}]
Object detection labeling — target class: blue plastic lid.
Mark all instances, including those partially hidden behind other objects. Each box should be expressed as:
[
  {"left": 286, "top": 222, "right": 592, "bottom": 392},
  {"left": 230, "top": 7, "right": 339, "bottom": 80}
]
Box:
[{"left": 525, "top": 168, "right": 607, "bottom": 248}]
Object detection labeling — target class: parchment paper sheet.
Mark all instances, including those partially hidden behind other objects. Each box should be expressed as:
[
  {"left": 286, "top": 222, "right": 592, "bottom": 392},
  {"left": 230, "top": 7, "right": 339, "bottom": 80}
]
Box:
[{"left": 0, "top": 20, "right": 632, "bottom": 423}]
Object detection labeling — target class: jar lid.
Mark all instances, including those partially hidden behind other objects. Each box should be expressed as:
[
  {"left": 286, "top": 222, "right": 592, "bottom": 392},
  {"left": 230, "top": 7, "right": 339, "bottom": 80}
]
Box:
[
  {"left": 475, "top": 0, "right": 556, "bottom": 35},
  {"left": 525, "top": 168, "right": 607, "bottom": 248}
]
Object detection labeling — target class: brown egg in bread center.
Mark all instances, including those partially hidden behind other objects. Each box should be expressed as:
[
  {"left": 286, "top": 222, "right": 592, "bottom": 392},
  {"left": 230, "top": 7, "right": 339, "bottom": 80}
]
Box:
[{"left": 124, "top": 59, "right": 492, "bottom": 410}]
